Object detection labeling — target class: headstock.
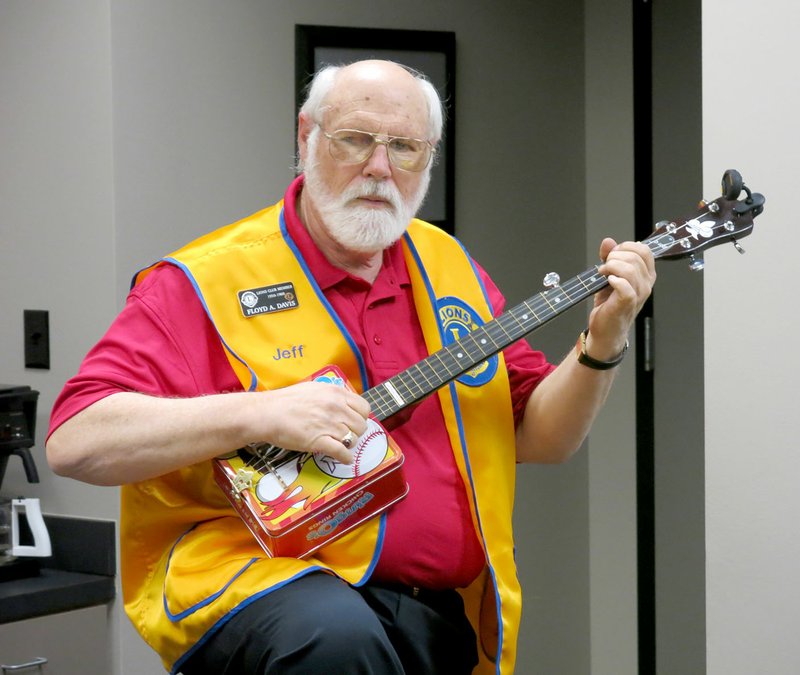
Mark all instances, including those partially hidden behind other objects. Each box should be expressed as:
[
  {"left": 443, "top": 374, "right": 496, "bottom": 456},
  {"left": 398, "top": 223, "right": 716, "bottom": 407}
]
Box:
[{"left": 645, "top": 169, "right": 765, "bottom": 270}]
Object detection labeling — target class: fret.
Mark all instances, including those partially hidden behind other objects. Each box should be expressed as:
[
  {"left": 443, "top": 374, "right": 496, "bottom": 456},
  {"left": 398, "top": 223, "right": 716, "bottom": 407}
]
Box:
[
  {"left": 541, "top": 289, "right": 568, "bottom": 312},
  {"left": 392, "top": 368, "right": 425, "bottom": 401},
  {"left": 407, "top": 358, "right": 439, "bottom": 392},
  {"left": 383, "top": 381, "right": 406, "bottom": 407},
  {"left": 389, "top": 367, "right": 424, "bottom": 403},
  {"left": 363, "top": 385, "right": 393, "bottom": 417}
]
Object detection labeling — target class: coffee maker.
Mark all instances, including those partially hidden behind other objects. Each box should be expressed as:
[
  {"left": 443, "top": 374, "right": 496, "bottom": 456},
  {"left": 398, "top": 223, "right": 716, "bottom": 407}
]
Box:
[{"left": 0, "top": 385, "right": 52, "bottom": 581}]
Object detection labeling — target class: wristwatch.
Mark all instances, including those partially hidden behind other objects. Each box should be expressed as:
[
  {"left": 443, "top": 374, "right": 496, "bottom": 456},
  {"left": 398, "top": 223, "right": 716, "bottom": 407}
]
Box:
[{"left": 577, "top": 329, "right": 628, "bottom": 370}]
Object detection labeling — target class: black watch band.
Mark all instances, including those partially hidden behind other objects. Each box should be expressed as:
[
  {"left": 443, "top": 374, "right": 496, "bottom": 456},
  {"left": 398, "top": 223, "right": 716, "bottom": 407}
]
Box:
[{"left": 577, "top": 329, "right": 628, "bottom": 370}]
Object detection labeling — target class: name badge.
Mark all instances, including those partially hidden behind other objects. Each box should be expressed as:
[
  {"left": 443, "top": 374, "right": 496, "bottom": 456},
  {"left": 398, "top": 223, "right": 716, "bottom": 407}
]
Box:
[{"left": 238, "top": 282, "right": 299, "bottom": 317}]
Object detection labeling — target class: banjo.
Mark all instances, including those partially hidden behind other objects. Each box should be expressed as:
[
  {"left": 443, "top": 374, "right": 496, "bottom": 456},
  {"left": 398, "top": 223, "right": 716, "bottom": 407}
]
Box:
[{"left": 214, "top": 169, "right": 765, "bottom": 559}]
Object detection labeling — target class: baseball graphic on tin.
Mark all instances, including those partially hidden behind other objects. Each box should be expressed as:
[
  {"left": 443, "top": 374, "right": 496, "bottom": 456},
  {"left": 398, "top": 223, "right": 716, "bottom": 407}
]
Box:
[{"left": 313, "top": 418, "right": 389, "bottom": 479}]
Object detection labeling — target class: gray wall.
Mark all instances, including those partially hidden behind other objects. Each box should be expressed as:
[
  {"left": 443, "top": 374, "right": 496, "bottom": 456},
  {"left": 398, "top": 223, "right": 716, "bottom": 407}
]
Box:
[
  {"left": 584, "top": 0, "right": 638, "bottom": 672},
  {"left": 1, "top": 1, "right": 642, "bottom": 672}
]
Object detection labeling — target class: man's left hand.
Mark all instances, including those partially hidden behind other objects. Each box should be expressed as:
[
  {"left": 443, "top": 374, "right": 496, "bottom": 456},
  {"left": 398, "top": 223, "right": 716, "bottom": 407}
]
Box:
[{"left": 585, "top": 238, "right": 656, "bottom": 360}]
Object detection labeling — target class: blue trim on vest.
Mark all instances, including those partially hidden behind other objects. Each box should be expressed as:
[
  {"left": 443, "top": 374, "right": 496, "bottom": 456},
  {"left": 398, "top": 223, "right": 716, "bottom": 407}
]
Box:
[
  {"left": 278, "top": 209, "right": 370, "bottom": 392},
  {"left": 169, "top": 566, "right": 325, "bottom": 674},
  {"left": 402, "top": 231, "right": 505, "bottom": 666},
  {"left": 130, "top": 264, "right": 150, "bottom": 291},
  {"left": 401, "top": 232, "right": 447, "bottom": 345},
  {"left": 162, "top": 525, "right": 260, "bottom": 623},
  {"left": 352, "top": 511, "right": 388, "bottom": 587},
  {"left": 456, "top": 236, "right": 495, "bottom": 313},
  {"left": 162, "top": 514, "right": 385, "bottom": 624},
  {"left": 161, "top": 256, "right": 260, "bottom": 392}
]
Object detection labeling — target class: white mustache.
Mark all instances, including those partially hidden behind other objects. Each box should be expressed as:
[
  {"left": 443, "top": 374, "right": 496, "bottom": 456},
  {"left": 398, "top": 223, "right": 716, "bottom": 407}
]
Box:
[{"left": 343, "top": 180, "right": 401, "bottom": 210}]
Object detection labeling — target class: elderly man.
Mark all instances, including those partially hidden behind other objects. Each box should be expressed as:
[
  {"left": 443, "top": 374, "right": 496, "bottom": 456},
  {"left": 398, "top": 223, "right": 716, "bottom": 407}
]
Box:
[{"left": 47, "top": 60, "right": 655, "bottom": 674}]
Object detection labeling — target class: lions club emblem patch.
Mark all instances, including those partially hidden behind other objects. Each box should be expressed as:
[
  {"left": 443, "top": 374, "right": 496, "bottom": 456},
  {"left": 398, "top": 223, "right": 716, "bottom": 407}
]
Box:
[{"left": 436, "top": 296, "right": 498, "bottom": 387}]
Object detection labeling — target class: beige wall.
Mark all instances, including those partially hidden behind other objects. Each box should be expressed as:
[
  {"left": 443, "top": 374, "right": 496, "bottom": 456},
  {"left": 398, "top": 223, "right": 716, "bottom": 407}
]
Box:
[{"left": 703, "top": 1, "right": 800, "bottom": 672}]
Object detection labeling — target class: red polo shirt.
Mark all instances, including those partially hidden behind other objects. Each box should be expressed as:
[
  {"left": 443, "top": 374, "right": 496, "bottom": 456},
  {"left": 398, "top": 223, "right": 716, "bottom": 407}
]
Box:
[{"left": 49, "top": 176, "right": 554, "bottom": 589}]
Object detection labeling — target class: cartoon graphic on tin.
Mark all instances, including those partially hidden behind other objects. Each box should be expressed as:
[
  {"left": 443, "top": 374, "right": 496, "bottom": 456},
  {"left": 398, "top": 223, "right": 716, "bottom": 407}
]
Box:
[
  {"left": 213, "top": 364, "right": 408, "bottom": 557},
  {"left": 249, "top": 416, "right": 390, "bottom": 520}
]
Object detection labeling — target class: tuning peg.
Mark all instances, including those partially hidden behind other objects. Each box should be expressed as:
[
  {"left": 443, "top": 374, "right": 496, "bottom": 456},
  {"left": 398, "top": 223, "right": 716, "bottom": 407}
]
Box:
[
  {"left": 722, "top": 169, "right": 743, "bottom": 200},
  {"left": 698, "top": 198, "right": 720, "bottom": 213},
  {"left": 543, "top": 272, "right": 561, "bottom": 288},
  {"left": 732, "top": 239, "right": 746, "bottom": 254},
  {"left": 688, "top": 254, "right": 705, "bottom": 271}
]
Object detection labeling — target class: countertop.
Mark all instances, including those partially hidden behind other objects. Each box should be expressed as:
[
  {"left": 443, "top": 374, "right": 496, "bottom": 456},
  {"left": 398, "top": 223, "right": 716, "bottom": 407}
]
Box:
[{"left": 0, "top": 515, "right": 115, "bottom": 623}]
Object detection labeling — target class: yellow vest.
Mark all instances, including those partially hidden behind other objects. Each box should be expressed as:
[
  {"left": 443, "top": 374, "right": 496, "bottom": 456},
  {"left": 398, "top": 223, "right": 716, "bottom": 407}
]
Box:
[{"left": 124, "top": 201, "right": 521, "bottom": 674}]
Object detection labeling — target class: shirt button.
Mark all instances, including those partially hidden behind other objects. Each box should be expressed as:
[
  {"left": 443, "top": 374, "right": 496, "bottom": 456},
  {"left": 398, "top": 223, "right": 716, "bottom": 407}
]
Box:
[{"left": 373, "top": 335, "right": 383, "bottom": 345}]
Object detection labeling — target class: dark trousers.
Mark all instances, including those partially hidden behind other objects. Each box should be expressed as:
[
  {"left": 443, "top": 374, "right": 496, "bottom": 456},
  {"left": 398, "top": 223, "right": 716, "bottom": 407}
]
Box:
[{"left": 179, "top": 572, "right": 478, "bottom": 674}]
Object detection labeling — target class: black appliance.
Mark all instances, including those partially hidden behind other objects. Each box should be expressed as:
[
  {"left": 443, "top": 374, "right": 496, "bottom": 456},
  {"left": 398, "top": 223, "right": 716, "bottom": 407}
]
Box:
[
  {"left": 0, "top": 385, "right": 40, "bottom": 484},
  {"left": 0, "top": 385, "right": 45, "bottom": 582}
]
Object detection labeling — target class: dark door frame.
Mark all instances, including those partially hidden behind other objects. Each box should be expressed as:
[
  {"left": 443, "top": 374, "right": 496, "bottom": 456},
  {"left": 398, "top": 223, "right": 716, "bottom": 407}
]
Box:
[{"left": 633, "top": 0, "right": 656, "bottom": 672}]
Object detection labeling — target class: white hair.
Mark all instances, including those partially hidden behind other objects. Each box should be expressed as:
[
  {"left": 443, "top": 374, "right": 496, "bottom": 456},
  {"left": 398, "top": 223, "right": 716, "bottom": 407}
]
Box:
[{"left": 299, "top": 62, "right": 445, "bottom": 142}]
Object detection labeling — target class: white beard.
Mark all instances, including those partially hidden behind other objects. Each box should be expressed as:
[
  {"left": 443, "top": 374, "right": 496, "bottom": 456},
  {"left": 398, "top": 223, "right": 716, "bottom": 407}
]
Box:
[{"left": 302, "top": 130, "right": 431, "bottom": 253}]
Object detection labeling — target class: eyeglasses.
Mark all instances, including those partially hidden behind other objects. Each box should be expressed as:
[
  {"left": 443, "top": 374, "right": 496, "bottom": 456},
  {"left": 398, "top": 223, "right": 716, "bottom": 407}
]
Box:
[{"left": 322, "top": 128, "right": 435, "bottom": 172}]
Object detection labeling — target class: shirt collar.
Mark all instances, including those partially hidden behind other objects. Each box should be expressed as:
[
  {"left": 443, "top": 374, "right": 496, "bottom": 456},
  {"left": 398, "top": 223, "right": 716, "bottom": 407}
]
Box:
[{"left": 282, "top": 175, "right": 410, "bottom": 293}]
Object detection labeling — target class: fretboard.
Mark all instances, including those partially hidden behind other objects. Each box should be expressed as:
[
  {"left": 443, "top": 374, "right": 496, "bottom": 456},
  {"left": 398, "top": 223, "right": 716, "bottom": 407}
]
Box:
[{"left": 362, "top": 264, "right": 608, "bottom": 421}]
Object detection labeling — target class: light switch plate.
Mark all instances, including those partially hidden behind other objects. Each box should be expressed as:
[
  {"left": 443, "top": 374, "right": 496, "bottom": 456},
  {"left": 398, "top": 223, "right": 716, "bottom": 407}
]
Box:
[{"left": 24, "top": 309, "right": 50, "bottom": 369}]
